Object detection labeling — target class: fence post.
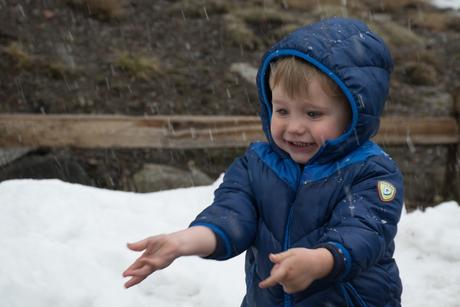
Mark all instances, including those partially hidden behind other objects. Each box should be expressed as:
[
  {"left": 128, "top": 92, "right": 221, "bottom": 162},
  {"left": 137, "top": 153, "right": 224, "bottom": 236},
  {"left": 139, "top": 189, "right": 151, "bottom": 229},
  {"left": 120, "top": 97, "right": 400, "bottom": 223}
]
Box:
[{"left": 443, "top": 86, "right": 460, "bottom": 202}]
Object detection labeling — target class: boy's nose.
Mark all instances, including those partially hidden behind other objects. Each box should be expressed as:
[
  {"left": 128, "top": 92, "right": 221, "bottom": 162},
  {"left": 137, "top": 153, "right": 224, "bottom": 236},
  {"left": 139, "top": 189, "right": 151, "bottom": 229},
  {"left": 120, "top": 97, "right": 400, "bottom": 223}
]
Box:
[{"left": 287, "top": 119, "right": 307, "bottom": 134}]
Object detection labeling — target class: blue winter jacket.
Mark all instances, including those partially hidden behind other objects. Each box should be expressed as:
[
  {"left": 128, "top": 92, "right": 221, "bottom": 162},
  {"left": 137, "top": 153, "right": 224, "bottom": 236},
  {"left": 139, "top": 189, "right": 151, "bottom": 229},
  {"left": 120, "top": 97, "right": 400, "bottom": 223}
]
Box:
[{"left": 190, "top": 17, "right": 404, "bottom": 307}]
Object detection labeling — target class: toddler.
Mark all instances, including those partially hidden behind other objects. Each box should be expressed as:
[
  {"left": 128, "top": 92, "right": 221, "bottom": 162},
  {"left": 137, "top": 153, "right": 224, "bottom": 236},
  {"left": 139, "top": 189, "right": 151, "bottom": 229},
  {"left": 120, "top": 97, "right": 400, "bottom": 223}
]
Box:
[{"left": 123, "top": 17, "right": 403, "bottom": 307}]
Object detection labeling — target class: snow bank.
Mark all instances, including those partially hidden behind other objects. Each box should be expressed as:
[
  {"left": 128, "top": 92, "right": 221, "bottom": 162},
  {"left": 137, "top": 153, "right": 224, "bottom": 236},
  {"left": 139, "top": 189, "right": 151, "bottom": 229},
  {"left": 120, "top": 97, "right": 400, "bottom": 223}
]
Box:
[{"left": 0, "top": 179, "right": 459, "bottom": 306}]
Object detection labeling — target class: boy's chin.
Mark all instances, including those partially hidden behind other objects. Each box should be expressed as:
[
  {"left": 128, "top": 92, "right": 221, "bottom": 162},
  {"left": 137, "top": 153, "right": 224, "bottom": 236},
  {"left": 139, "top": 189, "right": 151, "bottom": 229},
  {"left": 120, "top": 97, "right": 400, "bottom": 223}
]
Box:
[{"left": 290, "top": 153, "right": 313, "bottom": 165}]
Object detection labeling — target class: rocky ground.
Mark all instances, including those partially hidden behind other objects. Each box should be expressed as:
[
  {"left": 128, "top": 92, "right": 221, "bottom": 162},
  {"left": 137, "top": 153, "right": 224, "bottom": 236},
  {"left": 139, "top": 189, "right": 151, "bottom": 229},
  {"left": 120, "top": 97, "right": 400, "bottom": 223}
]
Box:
[{"left": 0, "top": 0, "right": 459, "bottom": 208}]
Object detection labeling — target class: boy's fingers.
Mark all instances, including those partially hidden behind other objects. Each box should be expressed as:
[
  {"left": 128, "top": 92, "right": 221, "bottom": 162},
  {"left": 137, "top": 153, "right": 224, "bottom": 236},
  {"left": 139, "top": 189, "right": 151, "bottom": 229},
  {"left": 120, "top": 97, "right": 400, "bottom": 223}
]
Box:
[
  {"left": 127, "top": 238, "right": 149, "bottom": 251},
  {"left": 124, "top": 258, "right": 143, "bottom": 274},
  {"left": 259, "top": 267, "right": 286, "bottom": 288},
  {"left": 124, "top": 275, "right": 147, "bottom": 288},
  {"left": 126, "top": 264, "right": 154, "bottom": 277},
  {"left": 269, "top": 251, "right": 289, "bottom": 263},
  {"left": 139, "top": 257, "right": 165, "bottom": 270},
  {"left": 123, "top": 254, "right": 149, "bottom": 275}
]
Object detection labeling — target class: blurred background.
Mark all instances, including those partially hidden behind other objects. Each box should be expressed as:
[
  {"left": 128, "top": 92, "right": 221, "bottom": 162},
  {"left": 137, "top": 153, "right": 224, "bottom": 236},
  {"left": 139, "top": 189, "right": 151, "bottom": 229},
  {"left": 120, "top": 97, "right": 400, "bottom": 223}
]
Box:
[{"left": 0, "top": 0, "right": 459, "bottom": 209}]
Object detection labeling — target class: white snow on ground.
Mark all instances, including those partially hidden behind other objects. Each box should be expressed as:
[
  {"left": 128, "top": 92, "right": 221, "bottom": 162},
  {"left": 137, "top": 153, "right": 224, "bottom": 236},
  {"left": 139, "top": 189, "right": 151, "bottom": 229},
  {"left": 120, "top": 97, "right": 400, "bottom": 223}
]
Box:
[
  {"left": 431, "top": 0, "right": 460, "bottom": 9},
  {"left": 0, "top": 179, "right": 459, "bottom": 306}
]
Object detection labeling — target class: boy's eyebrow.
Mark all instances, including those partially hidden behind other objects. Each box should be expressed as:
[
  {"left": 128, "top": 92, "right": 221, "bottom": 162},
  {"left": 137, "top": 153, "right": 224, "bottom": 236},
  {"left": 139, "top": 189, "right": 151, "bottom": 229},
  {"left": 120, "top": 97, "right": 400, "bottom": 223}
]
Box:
[
  {"left": 271, "top": 99, "right": 287, "bottom": 105},
  {"left": 271, "top": 99, "right": 329, "bottom": 110}
]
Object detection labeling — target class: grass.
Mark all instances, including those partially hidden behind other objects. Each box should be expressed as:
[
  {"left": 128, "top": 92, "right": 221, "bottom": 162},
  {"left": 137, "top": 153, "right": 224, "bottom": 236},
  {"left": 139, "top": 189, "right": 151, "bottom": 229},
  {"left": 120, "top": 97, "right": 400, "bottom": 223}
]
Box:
[
  {"left": 167, "top": 0, "right": 231, "bottom": 18},
  {"left": 234, "top": 7, "right": 294, "bottom": 25},
  {"left": 45, "top": 61, "right": 78, "bottom": 79},
  {"left": 2, "top": 42, "right": 33, "bottom": 68},
  {"left": 277, "top": 0, "right": 361, "bottom": 10},
  {"left": 362, "top": 0, "right": 427, "bottom": 12},
  {"left": 276, "top": 0, "right": 318, "bottom": 10},
  {"left": 411, "top": 12, "right": 460, "bottom": 32},
  {"left": 2, "top": 42, "right": 79, "bottom": 79},
  {"left": 312, "top": 4, "right": 350, "bottom": 18},
  {"left": 400, "top": 62, "right": 438, "bottom": 86},
  {"left": 112, "top": 52, "right": 163, "bottom": 80},
  {"left": 223, "top": 14, "right": 261, "bottom": 50},
  {"left": 65, "top": 0, "right": 124, "bottom": 20},
  {"left": 369, "top": 19, "right": 424, "bottom": 50},
  {"left": 224, "top": 7, "right": 303, "bottom": 49}
]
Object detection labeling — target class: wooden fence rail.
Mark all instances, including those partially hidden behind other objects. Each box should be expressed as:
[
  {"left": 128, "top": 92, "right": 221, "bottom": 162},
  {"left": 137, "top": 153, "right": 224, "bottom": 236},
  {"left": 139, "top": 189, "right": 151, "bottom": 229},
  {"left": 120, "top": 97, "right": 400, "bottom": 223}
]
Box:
[{"left": 0, "top": 114, "right": 458, "bottom": 149}]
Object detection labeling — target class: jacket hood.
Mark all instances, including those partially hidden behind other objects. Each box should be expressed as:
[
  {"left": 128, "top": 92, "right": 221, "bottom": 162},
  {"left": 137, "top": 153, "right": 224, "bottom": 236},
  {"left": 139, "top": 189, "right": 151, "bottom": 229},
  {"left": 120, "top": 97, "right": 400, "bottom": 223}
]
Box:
[{"left": 256, "top": 17, "right": 393, "bottom": 164}]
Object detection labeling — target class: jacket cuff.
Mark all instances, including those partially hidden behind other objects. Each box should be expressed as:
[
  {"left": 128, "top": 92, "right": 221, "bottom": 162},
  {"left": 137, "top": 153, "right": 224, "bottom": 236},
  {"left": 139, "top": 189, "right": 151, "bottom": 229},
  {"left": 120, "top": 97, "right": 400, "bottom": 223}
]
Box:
[
  {"left": 316, "top": 242, "right": 352, "bottom": 281},
  {"left": 189, "top": 222, "right": 232, "bottom": 260}
]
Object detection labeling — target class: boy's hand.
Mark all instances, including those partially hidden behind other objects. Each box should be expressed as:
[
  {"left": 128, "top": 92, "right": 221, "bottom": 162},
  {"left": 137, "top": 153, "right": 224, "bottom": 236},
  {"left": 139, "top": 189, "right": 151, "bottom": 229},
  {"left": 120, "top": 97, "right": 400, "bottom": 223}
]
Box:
[
  {"left": 123, "top": 226, "right": 216, "bottom": 289},
  {"left": 258, "top": 248, "right": 333, "bottom": 294},
  {"left": 123, "top": 234, "right": 181, "bottom": 288}
]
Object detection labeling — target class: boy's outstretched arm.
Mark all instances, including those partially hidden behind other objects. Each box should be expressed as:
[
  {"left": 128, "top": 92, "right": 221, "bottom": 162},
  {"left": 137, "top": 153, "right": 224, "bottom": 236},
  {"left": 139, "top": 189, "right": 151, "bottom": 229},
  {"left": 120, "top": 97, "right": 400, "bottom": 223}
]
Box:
[
  {"left": 123, "top": 226, "right": 216, "bottom": 288},
  {"left": 258, "top": 247, "right": 333, "bottom": 293}
]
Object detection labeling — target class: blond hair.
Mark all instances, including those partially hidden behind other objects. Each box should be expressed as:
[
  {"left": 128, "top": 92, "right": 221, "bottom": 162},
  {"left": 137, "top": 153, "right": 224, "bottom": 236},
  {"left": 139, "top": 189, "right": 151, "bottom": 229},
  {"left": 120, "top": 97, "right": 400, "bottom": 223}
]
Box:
[{"left": 269, "top": 57, "right": 346, "bottom": 101}]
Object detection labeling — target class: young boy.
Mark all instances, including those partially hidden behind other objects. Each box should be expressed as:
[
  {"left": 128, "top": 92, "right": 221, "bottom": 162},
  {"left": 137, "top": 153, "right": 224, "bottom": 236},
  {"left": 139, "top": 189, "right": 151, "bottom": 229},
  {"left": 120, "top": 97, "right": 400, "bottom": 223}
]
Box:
[{"left": 123, "top": 17, "right": 403, "bottom": 307}]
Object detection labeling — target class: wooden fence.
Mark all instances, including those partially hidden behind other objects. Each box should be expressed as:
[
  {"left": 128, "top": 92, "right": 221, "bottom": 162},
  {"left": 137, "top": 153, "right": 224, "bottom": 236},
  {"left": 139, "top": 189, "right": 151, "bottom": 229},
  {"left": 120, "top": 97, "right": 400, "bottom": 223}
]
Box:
[
  {"left": 0, "top": 114, "right": 458, "bottom": 148},
  {"left": 0, "top": 113, "right": 458, "bottom": 202}
]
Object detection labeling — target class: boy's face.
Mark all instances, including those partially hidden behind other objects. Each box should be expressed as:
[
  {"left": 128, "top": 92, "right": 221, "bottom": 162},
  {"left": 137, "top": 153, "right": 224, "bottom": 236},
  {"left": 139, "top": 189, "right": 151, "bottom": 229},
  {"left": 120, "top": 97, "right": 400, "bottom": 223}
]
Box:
[{"left": 270, "top": 78, "right": 350, "bottom": 164}]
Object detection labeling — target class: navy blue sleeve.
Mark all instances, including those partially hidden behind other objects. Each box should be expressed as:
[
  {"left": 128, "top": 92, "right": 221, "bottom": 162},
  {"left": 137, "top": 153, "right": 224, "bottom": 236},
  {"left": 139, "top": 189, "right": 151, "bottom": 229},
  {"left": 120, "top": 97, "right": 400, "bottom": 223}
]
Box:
[
  {"left": 189, "top": 152, "right": 258, "bottom": 260},
  {"left": 317, "top": 157, "right": 404, "bottom": 281},
  {"left": 316, "top": 242, "right": 348, "bottom": 281}
]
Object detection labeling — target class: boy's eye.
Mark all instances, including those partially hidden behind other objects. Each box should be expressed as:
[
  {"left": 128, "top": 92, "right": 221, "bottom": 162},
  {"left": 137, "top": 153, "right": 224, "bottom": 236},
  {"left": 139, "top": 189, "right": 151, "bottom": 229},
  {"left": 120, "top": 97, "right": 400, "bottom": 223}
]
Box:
[
  {"left": 275, "top": 108, "right": 288, "bottom": 116},
  {"left": 307, "top": 111, "right": 322, "bottom": 118}
]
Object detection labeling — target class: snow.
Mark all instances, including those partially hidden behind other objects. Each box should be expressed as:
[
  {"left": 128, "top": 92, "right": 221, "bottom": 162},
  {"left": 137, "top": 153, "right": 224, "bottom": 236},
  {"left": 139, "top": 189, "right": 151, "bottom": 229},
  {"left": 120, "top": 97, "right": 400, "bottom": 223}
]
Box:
[
  {"left": 431, "top": 0, "right": 460, "bottom": 9},
  {"left": 0, "top": 179, "right": 459, "bottom": 307}
]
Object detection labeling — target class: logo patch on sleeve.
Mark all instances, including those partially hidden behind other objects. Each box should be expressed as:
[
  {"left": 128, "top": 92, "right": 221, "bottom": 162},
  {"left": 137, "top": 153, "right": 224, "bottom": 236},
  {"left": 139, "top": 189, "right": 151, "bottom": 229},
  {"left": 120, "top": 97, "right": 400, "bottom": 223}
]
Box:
[{"left": 377, "top": 181, "right": 396, "bottom": 202}]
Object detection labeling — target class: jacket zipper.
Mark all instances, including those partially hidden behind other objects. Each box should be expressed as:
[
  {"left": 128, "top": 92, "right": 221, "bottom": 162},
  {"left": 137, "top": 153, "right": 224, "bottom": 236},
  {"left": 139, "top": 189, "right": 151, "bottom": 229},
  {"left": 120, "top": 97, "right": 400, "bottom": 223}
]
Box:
[
  {"left": 283, "top": 172, "right": 302, "bottom": 307},
  {"left": 283, "top": 207, "right": 294, "bottom": 307}
]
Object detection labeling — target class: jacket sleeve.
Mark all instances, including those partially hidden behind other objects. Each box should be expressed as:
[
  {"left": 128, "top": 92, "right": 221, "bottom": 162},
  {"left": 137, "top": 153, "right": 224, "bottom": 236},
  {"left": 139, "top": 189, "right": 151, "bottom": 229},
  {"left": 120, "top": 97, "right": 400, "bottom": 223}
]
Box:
[
  {"left": 316, "top": 156, "right": 404, "bottom": 281},
  {"left": 189, "top": 152, "right": 258, "bottom": 260}
]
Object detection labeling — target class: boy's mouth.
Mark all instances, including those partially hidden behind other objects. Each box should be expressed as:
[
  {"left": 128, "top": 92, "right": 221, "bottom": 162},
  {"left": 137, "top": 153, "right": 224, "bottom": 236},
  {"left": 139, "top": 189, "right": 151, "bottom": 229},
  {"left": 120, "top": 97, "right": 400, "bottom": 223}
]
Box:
[{"left": 286, "top": 140, "right": 315, "bottom": 148}]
